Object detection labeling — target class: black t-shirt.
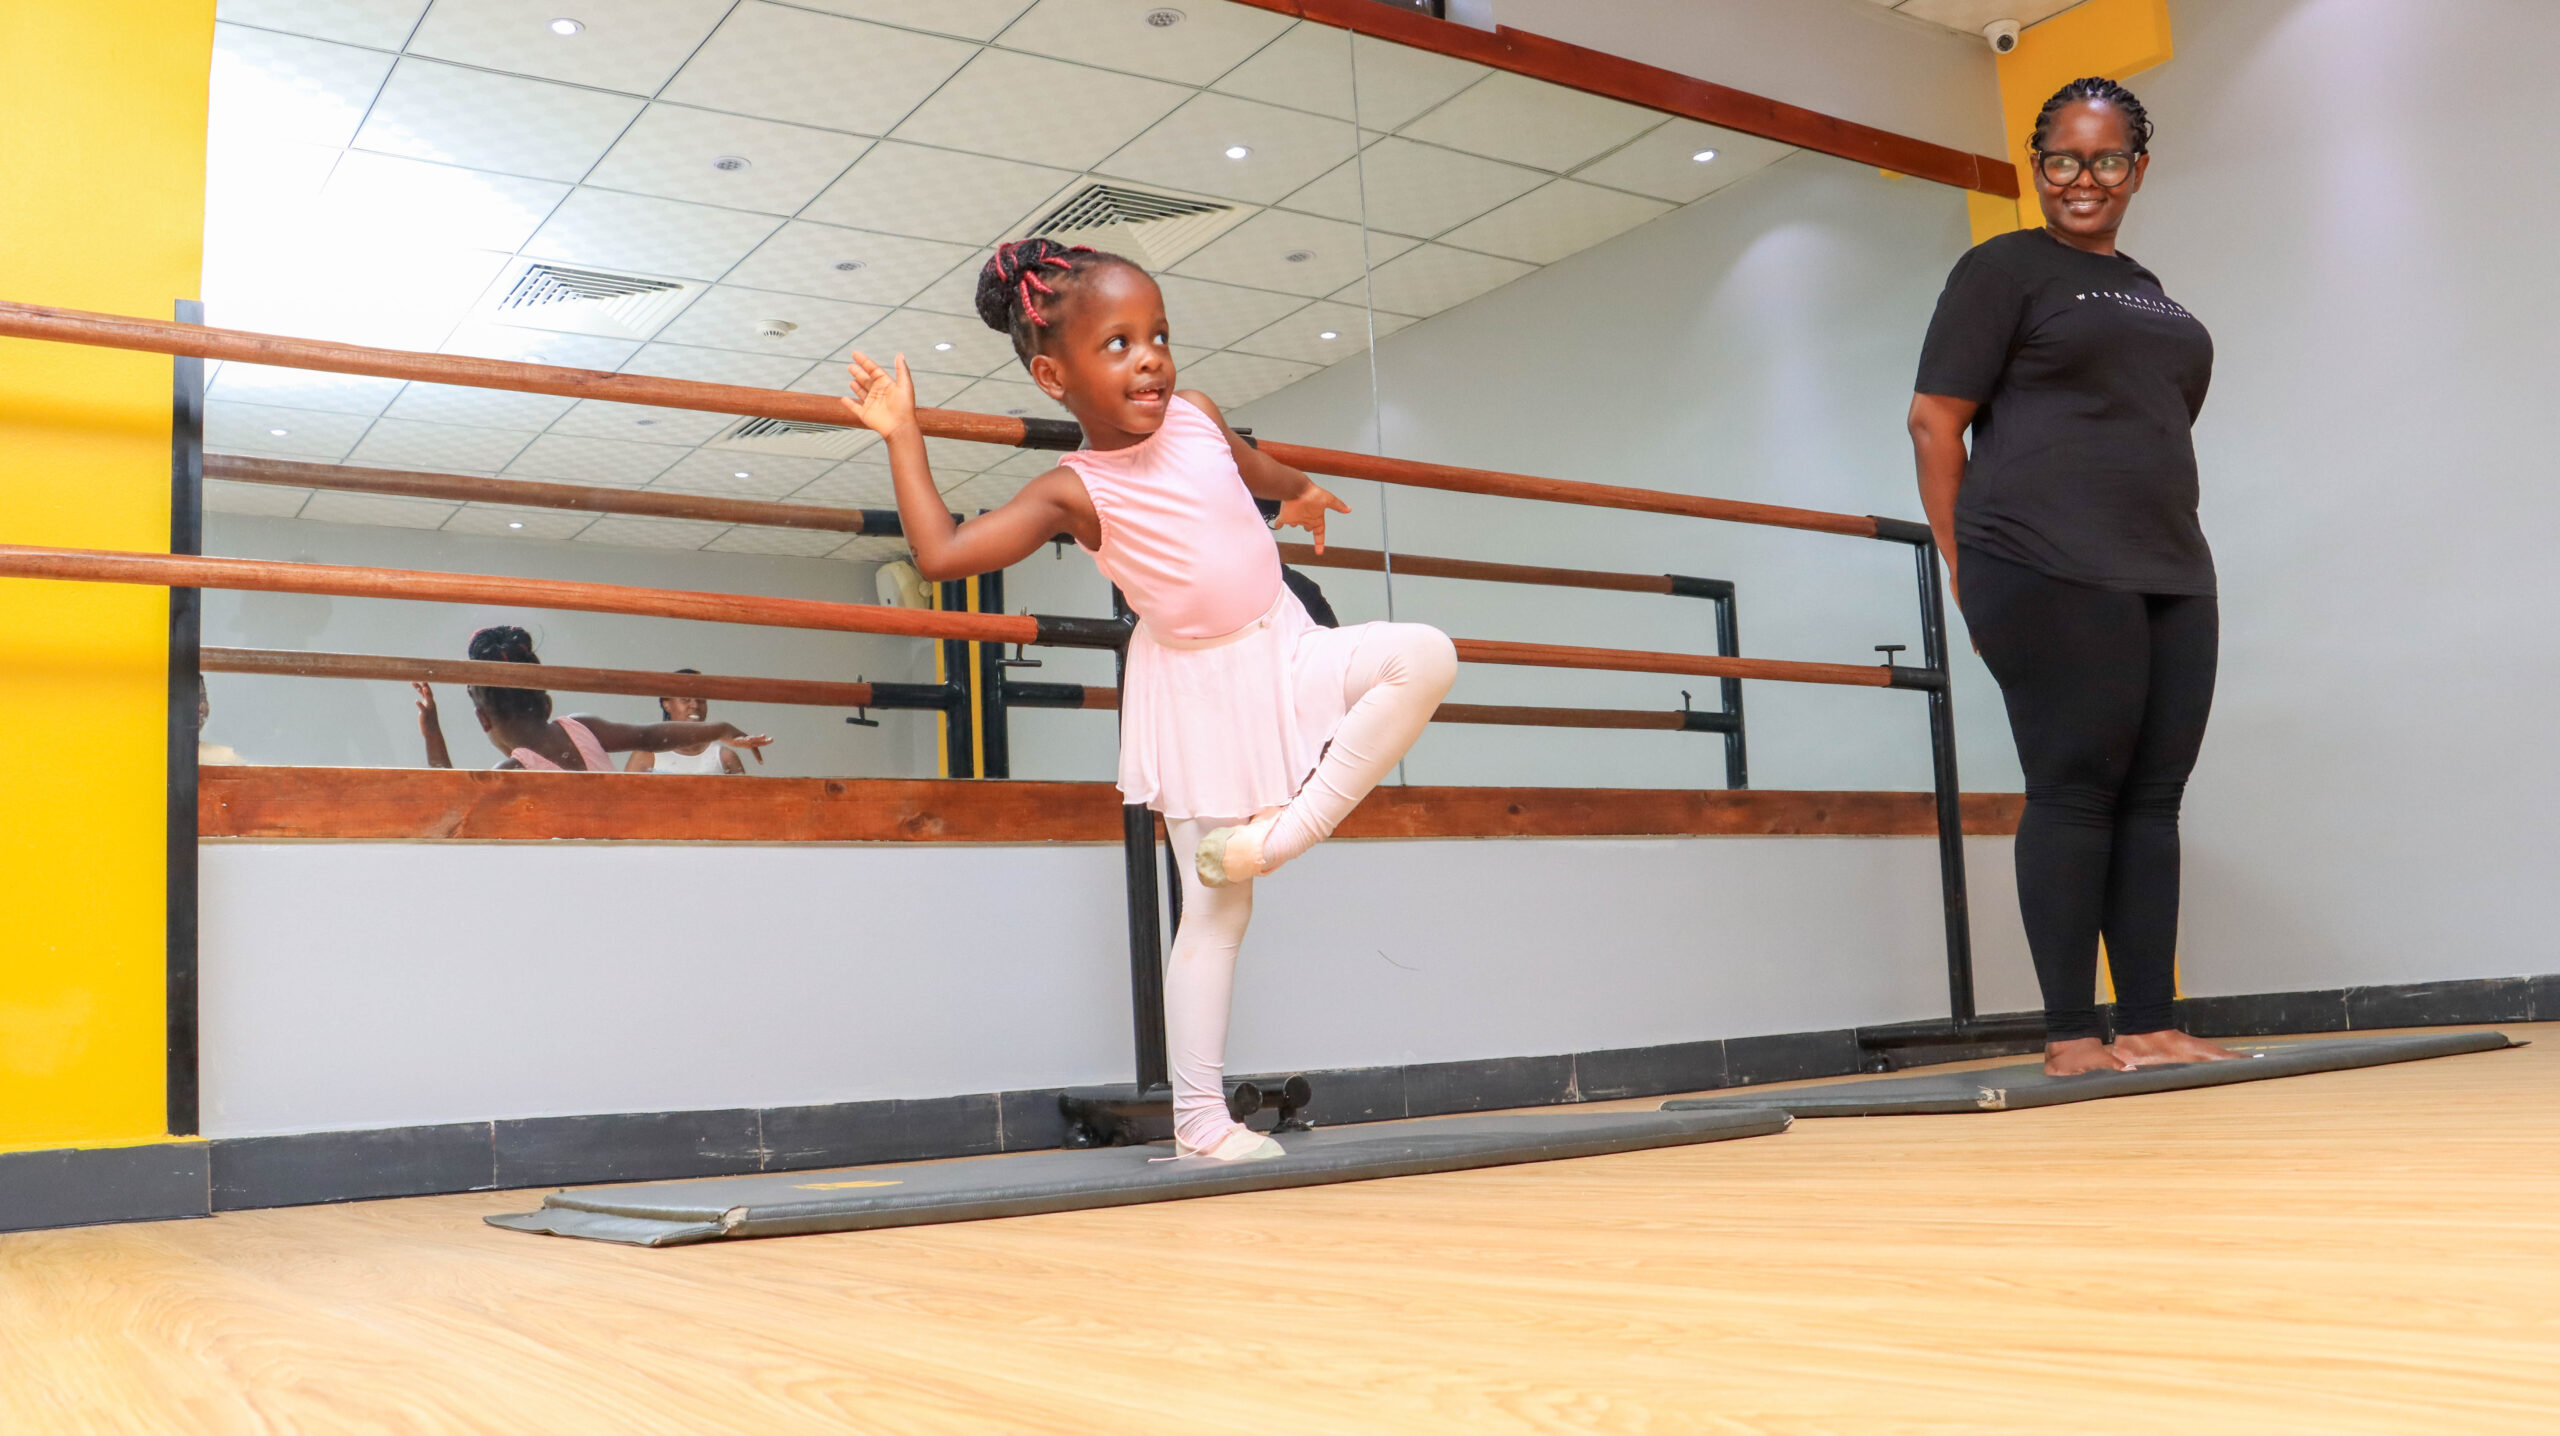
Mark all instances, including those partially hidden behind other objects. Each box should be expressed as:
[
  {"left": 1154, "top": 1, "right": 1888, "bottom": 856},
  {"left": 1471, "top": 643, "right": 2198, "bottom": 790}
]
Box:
[{"left": 1916, "top": 227, "right": 2217, "bottom": 595}]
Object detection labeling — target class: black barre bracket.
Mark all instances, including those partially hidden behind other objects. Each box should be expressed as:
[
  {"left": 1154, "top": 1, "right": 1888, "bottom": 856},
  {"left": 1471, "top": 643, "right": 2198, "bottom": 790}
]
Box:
[{"left": 1057, "top": 1074, "right": 1317, "bottom": 1148}]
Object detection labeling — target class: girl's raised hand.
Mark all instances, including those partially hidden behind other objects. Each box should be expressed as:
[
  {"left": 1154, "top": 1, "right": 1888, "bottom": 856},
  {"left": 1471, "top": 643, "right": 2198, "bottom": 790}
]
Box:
[
  {"left": 1275, "top": 485, "right": 1353, "bottom": 555},
  {"left": 842, "top": 351, "right": 918, "bottom": 441},
  {"left": 723, "top": 732, "right": 775, "bottom": 765},
  {"left": 413, "top": 681, "right": 438, "bottom": 718}
]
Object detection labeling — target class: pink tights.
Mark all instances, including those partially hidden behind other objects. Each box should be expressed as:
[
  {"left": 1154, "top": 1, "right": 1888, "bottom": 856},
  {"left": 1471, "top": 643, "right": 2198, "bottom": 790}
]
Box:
[{"left": 1163, "top": 622, "right": 1456, "bottom": 1151}]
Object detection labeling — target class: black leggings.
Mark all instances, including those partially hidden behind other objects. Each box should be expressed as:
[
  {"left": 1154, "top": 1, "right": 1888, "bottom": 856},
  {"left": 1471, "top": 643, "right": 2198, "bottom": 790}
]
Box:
[{"left": 1958, "top": 549, "right": 2218, "bottom": 1041}]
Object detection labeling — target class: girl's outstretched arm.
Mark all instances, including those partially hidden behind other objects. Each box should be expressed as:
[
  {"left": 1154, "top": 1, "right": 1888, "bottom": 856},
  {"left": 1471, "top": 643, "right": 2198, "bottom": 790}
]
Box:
[
  {"left": 576, "top": 717, "right": 774, "bottom": 763},
  {"left": 843, "top": 351, "right": 1100, "bottom": 581},
  {"left": 1181, "top": 389, "right": 1350, "bottom": 553}
]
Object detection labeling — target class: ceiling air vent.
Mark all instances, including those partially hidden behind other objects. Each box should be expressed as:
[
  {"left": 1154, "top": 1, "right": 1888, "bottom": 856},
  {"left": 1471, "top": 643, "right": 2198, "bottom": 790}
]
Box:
[
  {"left": 482, "top": 261, "right": 696, "bottom": 340},
  {"left": 707, "top": 415, "right": 873, "bottom": 460},
  {"left": 1023, "top": 183, "right": 1247, "bottom": 269}
]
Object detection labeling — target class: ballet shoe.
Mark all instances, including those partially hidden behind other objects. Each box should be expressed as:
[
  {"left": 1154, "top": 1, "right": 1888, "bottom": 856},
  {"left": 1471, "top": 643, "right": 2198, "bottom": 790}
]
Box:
[
  {"left": 1196, "top": 811, "right": 1282, "bottom": 888},
  {"left": 1178, "top": 1126, "right": 1286, "bottom": 1162}
]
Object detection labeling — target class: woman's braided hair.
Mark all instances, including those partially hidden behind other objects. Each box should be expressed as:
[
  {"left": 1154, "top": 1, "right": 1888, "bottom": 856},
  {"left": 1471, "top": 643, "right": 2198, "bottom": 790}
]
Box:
[
  {"left": 2029, "top": 76, "right": 2155, "bottom": 156},
  {"left": 975, "top": 237, "right": 1137, "bottom": 367}
]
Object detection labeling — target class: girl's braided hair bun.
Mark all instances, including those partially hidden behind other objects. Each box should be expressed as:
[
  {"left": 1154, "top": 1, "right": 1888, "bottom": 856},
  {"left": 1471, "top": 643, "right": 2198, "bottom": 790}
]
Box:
[
  {"left": 466, "top": 624, "right": 550, "bottom": 721},
  {"left": 975, "top": 237, "right": 1134, "bottom": 366}
]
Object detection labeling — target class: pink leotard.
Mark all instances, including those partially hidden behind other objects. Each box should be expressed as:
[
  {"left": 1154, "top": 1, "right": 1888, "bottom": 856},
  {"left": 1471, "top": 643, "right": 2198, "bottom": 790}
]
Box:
[{"left": 509, "top": 716, "right": 613, "bottom": 772}]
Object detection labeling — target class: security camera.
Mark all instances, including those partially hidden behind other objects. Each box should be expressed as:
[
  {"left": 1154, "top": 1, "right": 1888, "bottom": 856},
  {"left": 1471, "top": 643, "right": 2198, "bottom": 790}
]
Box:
[{"left": 1984, "top": 19, "right": 2022, "bottom": 53}]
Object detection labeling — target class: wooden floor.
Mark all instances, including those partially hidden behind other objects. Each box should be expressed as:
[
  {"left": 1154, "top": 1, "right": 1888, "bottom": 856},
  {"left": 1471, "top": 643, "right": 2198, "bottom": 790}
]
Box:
[{"left": 4, "top": 1025, "right": 2555, "bottom": 1434}]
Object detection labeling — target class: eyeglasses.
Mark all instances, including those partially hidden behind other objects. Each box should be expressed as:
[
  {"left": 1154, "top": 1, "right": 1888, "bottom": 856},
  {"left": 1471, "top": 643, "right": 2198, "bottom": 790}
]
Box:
[{"left": 2035, "top": 149, "right": 2136, "bottom": 188}]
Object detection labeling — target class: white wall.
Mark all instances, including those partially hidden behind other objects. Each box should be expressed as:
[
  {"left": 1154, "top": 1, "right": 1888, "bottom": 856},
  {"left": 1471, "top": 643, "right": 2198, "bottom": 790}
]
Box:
[
  {"left": 201, "top": 513, "right": 939, "bottom": 778},
  {"left": 200, "top": 835, "right": 2034, "bottom": 1135},
  {"left": 1237, "top": 152, "right": 2016, "bottom": 795},
  {"left": 2119, "top": 0, "right": 2560, "bottom": 994}
]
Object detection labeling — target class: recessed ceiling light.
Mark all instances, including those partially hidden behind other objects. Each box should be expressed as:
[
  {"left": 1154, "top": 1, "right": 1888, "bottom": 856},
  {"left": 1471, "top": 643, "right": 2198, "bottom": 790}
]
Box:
[
  {"left": 508, "top": 521, "right": 525, "bottom": 529},
  {"left": 548, "top": 17, "right": 582, "bottom": 36},
  {"left": 933, "top": 341, "right": 953, "bottom": 351},
  {"left": 1284, "top": 249, "right": 1314, "bottom": 263},
  {"left": 1224, "top": 145, "right": 1251, "bottom": 160},
  {"left": 1691, "top": 149, "right": 1719, "bottom": 163},
  {"left": 267, "top": 427, "right": 288, "bottom": 436},
  {"left": 833, "top": 259, "right": 866, "bottom": 272},
  {"left": 711, "top": 155, "right": 750, "bottom": 172},
  {"left": 1319, "top": 330, "right": 1339, "bottom": 340},
  {"left": 731, "top": 470, "right": 750, "bottom": 479}
]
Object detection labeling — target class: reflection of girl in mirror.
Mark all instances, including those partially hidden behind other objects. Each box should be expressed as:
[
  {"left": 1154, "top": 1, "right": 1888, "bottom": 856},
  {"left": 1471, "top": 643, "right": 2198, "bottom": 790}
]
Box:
[
  {"left": 842, "top": 238, "right": 1456, "bottom": 1163},
  {"left": 416, "top": 626, "right": 774, "bottom": 773}
]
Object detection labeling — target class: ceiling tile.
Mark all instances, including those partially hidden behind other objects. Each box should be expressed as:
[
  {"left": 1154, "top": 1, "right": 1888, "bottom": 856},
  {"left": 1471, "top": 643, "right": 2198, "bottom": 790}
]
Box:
[
  {"left": 345, "top": 418, "right": 536, "bottom": 472},
  {"left": 355, "top": 59, "right": 642, "bottom": 182},
  {"left": 206, "top": 401, "right": 370, "bottom": 460},
  {"left": 1179, "top": 351, "right": 1317, "bottom": 407},
  {"left": 782, "top": 366, "right": 963, "bottom": 414},
  {"left": 651, "top": 449, "right": 837, "bottom": 496},
  {"left": 316, "top": 151, "right": 570, "bottom": 252},
  {"left": 891, "top": 50, "right": 1188, "bottom": 172},
  {"left": 215, "top": 0, "right": 427, "bottom": 49},
  {"left": 1571, "top": 119, "right": 1794, "bottom": 205},
  {"left": 845, "top": 309, "right": 1015, "bottom": 377},
  {"left": 922, "top": 437, "right": 1022, "bottom": 479},
  {"left": 724, "top": 221, "right": 981, "bottom": 305},
  {"left": 1897, "top": 0, "right": 2083, "bottom": 30},
  {"left": 1397, "top": 71, "right": 1661, "bottom": 173},
  {"left": 1282, "top": 137, "right": 1546, "bottom": 239},
  {"left": 1150, "top": 273, "right": 1306, "bottom": 349},
  {"left": 383, "top": 381, "right": 577, "bottom": 431},
  {"left": 1098, "top": 93, "right": 1355, "bottom": 206},
  {"left": 575, "top": 515, "right": 731, "bottom": 549},
  {"left": 622, "top": 343, "right": 817, "bottom": 390},
  {"left": 300, "top": 490, "right": 458, "bottom": 528},
  {"left": 444, "top": 502, "right": 598, "bottom": 540},
  {"left": 505, "top": 432, "right": 684, "bottom": 486},
  {"left": 406, "top": 0, "right": 732, "bottom": 95},
  {"left": 802, "top": 141, "right": 1079, "bottom": 246},
  {"left": 1230, "top": 300, "right": 1410, "bottom": 366},
  {"left": 204, "top": 478, "right": 313, "bottom": 518},
  {"left": 589, "top": 105, "right": 872, "bottom": 215},
  {"left": 831, "top": 535, "right": 912, "bottom": 562},
  {"left": 1209, "top": 25, "right": 1489, "bottom": 134},
  {"left": 706, "top": 527, "right": 852, "bottom": 557},
  {"left": 946, "top": 376, "right": 1067, "bottom": 419},
  {"left": 545, "top": 399, "right": 735, "bottom": 446},
  {"left": 996, "top": 0, "right": 1292, "bottom": 87},
  {"left": 780, "top": 0, "right": 1036, "bottom": 42},
  {"left": 790, "top": 463, "right": 896, "bottom": 507},
  {"left": 1438, "top": 178, "right": 1672, "bottom": 265},
  {"left": 442, "top": 323, "right": 639, "bottom": 370},
  {"left": 1171, "top": 343, "right": 1215, "bottom": 369},
  {"left": 902, "top": 260, "right": 990, "bottom": 318},
  {"left": 944, "top": 469, "right": 1043, "bottom": 513},
  {"left": 655, "top": 286, "right": 890, "bottom": 360},
  {"left": 522, "top": 188, "right": 784, "bottom": 280},
  {"left": 1333, "top": 243, "right": 1533, "bottom": 318},
  {"left": 207, "top": 364, "right": 405, "bottom": 416},
  {"left": 1169, "top": 210, "right": 1414, "bottom": 298},
  {"left": 663, "top": 2, "right": 978, "bottom": 134},
  {"left": 210, "top": 23, "right": 393, "bottom": 147},
  {"left": 206, "top": 246, "right": 508, "bottom": 352}
]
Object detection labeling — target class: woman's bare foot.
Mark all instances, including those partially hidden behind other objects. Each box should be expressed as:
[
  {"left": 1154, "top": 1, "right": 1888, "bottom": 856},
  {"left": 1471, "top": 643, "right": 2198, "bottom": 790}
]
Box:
[
  {"left": 2044, "top": 1037, "right": 2134, "bottom": 1076},
  {"left": 2113, "top": 1029, "right": 2243, "bottom": 1067}
]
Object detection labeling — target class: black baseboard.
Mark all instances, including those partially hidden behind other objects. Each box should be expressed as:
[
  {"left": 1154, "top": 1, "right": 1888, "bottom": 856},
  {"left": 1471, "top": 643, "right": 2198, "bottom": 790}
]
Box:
[
  {"left": 0, "top": 1142, "right": 210, "bottom": 1234},
  {"left": 10, "top": 971, "right": 2544, "bottom": 1231}
]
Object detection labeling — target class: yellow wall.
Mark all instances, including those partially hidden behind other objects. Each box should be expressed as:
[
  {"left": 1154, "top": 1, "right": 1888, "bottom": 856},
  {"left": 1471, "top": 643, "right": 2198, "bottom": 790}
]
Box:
[
  {"left": 0, "top": 2, "right": 214, "bottom": 1151},
  {"left": 1972, "top": 0, "right": 2176, "bottom": 244}
]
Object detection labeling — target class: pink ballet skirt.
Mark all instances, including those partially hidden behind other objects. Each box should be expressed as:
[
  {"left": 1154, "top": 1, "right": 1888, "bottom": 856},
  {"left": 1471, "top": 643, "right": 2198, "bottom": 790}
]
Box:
[{"left": 1119, "top": 585, "right": 1366, "bottom": 822}]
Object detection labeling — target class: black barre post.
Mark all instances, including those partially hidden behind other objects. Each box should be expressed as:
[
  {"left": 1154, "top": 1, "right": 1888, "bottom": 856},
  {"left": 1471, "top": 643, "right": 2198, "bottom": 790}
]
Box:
[
  {"left": 1907, "top": 534, "right": 1977, "bottom": 1029},
  {"left": 1109, "top": 588, "right": 1169, "bottom": 1092}
]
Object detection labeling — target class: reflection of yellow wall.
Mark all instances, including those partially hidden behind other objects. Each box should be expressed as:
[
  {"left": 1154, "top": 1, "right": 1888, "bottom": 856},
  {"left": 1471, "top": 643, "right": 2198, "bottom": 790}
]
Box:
[
  {"left": 1972, "top": 0, "right": 2176, "bottom": 244},
  {"left": 0, "top": 3, "right": 213, "bottom": 1151}
]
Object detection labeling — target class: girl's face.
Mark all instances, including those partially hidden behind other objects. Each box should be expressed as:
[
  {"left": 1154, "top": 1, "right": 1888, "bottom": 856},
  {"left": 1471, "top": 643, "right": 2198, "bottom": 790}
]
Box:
[
  {"left": 1026, "top": 264, "right": 1174, "bottom": 445},
  {"left": 661, "top": 695, "right": 706, "bottom": 723},
  {"left": 2035, "top": 100, "right": 2147, "bottom": 241}
]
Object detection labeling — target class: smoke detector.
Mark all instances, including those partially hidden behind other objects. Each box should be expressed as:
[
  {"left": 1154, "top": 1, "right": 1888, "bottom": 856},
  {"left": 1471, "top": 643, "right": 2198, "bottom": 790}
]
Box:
[
  {"left": 1145, "top": 8, "right": 1185, "bottom": 26},
  {"left": 754, "top": 318, "right": 799, "bottom": 340}
]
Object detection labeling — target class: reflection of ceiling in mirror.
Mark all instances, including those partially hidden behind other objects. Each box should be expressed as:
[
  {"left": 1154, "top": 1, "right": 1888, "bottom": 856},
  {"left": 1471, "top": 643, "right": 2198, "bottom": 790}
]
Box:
[
  {"left": 1859, "top": 0, "right": 2090, "bottom": 33},
  {"left": 202, "top": 0, "right": 1796, "bottom": 553}
]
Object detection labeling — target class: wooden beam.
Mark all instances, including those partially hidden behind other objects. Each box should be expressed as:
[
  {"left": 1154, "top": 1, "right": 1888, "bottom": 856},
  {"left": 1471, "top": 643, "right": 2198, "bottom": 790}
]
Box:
[
  {"left": 1277, "top": 544, "right": 1676, "bottom": 595},
  {"left": 197, "top": 767, "right": 2025, "bottom": 842},
  {"left": 1224, "top": 0, "right": 2017, "bottom": 198},
  {"left": 1452, "top": 637, "right": 1894, "bottom": 688},
  {"left": 204, "top": 647, "right": 878, "bottom": 709},
  {"left": 207, "top": 455, "right": 877, "bottom": 534}
]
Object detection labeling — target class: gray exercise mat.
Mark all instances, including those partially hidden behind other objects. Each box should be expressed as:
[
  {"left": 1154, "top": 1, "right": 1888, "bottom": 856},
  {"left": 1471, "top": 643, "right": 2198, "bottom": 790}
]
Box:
[
  {"left": 1661, "top": 1030, "right": 2518, "bottom": 1118},
  {"left": 486, "top": 1107, "right": 1790, "bottom": 1247}
]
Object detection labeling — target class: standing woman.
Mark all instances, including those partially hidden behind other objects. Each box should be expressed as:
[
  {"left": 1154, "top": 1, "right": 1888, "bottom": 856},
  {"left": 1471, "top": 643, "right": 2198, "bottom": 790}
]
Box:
[{"left": 1908, "top": 78, "right": 2238, "bottom": 1077}]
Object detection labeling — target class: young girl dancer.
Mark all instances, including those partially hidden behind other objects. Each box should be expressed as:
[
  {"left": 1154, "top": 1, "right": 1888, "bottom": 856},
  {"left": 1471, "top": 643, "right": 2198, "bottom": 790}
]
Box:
[
  {"left": 842, "top": 239, "right": 1456, "bottom": 1162},
  {"left": 417, "top": 626, "right": 774, "bottom": 772}
]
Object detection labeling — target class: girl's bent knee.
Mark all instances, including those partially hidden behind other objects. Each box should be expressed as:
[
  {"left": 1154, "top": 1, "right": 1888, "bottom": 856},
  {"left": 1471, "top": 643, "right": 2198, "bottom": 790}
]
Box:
[{"left": 1398, "top": 627, "right": 1458, "bottom": 696}]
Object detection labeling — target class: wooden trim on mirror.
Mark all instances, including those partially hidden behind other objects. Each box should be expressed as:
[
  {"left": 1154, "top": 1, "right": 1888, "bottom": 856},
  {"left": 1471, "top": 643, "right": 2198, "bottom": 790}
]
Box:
[
  {"left": 198, "top": 767, "right": 2024, "bottom": 843},
  {"left": 1229, "top": 0, "right": 2018, "bottom": 198}
]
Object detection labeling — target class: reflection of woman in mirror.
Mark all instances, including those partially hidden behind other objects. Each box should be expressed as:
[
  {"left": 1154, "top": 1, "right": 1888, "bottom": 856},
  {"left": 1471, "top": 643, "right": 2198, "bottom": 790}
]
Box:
[
  {"left": 841, "top": 238, "right": 1456, "bottom": 1163},
  {"left": 1909, "top": 78, "right": 2236, "bottom": 1078},
  {"left": 416, "top": 626, "right": 772, "bottom": 773},
  {"left": 626, "top": 671, "right": 746, "bottom": 774}
]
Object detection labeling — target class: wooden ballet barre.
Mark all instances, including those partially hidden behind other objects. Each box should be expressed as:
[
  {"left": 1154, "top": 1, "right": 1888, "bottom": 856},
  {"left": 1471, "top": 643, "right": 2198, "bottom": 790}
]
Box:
[
  {"left": 0, "top": 543, "right": 1927, "bottom": 690},
  {"left": 1002, "top": 682, "right": 1736, "bottom": 733},
  {"left": 1275, "top": 543, "right": 1730, "bottom": 598},
  {"left": 0, "top": 301, "right": 1921, "bottom": 543},
  {"left": 203, "top": 647, "right": 882, "bottom": 709},
  {"left": 207, "top": 455, "right": 900, "bottom": 536}
]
